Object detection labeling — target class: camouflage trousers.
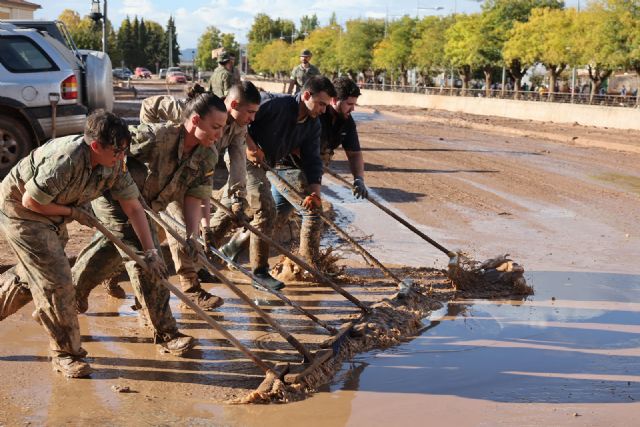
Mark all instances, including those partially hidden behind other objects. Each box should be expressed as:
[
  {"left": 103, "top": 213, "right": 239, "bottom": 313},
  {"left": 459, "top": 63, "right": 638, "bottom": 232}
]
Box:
[
  {"left": 0, "top": 210, "right": 84, "bottom": 358},
  {"left": 268, "top": 168, "right": 322, "bottom": 265},
  {"left": 71, "top": 194, "right": 178, "bottom": 341},
  {"left": 232, "top": 161, "right": 276, "bottom": 273},
  {"left": 164, "top": 201, "right": 205, "bottom": 291}
]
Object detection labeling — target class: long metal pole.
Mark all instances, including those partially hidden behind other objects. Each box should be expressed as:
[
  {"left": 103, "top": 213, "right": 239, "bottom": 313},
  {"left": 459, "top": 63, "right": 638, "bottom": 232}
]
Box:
[
  {"left": 102, "top": 0, "right": 107, "bottom": 53},
  {"left": 263, "top": 162, "right": 405, "bottom": 286},
  {"left": 84, "top": 211, "right": 277, "bottom": 375},
  {"left": 140, "top": 202, "right": 315, "bottom": 362},
  {"left": 209, "top": 196, "right": 370, "bottom": 313},
  {"left": 158, "top": 211, "right": 338, "bottom": 334}
]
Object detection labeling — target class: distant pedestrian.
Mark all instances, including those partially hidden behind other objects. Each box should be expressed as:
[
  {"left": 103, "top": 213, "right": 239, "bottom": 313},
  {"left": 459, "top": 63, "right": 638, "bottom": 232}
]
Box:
[
  {"left": 209, "top": 52, "right": 235, "bottom": 98},
  {"left": 287, "top": 49, "right": 320, "bottom": 95}
]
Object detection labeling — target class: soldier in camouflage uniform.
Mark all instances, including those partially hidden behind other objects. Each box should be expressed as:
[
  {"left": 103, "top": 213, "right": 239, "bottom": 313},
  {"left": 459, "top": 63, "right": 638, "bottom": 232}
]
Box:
[
  {"left": 0, "top": 111, "right": 167, "bottom": 378},
  {"left": 287, "top": 49, "right": 320, "bottom": 95},
  {"left": 319, "top": 77, "right": 368, "bottom": 198},
  {"left": 209, "top": 52, "right": 235, "bottom": 98},
  {"left": 134, "top": 82, "right": 261, "bottom": 296},
  {"left": 73, "top": 94, "right": 228, "bottom": 318}
]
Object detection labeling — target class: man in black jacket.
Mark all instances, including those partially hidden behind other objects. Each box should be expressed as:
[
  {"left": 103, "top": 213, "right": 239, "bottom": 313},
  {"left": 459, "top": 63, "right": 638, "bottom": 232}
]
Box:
[{"left": 220, "top": 76, "right": 336, "bottom": 290}]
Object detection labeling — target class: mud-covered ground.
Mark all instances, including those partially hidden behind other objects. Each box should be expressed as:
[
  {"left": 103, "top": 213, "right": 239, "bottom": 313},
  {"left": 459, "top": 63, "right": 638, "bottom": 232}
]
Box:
[{"left": 1, "top": 104, "right": 639, "bottom": 425}]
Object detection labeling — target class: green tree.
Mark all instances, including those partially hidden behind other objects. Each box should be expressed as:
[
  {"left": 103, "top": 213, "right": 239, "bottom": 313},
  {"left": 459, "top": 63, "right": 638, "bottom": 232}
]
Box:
[
  {"left": 116, "top": 16, "right": 136, "bottom": 68},
  {"left": 161, "top": 16, "right": 180, "bottom": 67},
  {"left": 504, "top": 8, "right": 578, "bottom": 100},
  {"left": 337, "top": 18, "right": 385, "bottom": 79},
  {"left": 445, "top": 13, "right": 497, "bottom": 93},
  {"left": 196, "top": 26, "right": 222, "bottom": 71},
  {"left": 220, "top": 33, "right": 240, "bottom": 58},
  {"left": 144, "top": 20, "right": 165, "bottom": 73},
  {"left": 372, "top": 16, "right": 416, "bottom": 86},
  {"left": 482, "top": 0, "right": 565, "bottom": 98},
  {"left": 329, "top": 12, "right": 338, "bottom": 26},
  {"left": 411, "top": 16, "right": 454, "bottom": 86},
  {"left": 303, "top": 24, "right": 342, "bottom": 75},
  {"left": 300, "top": 14, "right": 319, "bottom": 35},
  {"left": 252, "top": 39, "right": 295, "bottom": 77},
  {"left": 247, "top": 14, "right": 297, "bottom": 68},
  {"left": 575, "top": 3, "right": 627, "bottom": 102},
  {"left": 58, "top": 9, "right": 119, "bottom": 65},
  {"left": 608, "top": 0, "right": 640, "bottom": 105}
]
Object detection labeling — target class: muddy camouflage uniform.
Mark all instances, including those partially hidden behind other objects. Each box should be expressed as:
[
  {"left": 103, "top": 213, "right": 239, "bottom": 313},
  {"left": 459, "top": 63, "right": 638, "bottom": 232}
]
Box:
[
  {"left": 290, "top": 63, "right": 320, "bottom": 94},
  {"left": 0, "top": 135, "right": 138, "bottom": 358},
  {"left": 209, "top": 64, "right": 234, "bottom": 98},
  {"left": 137, "top": 95, "right": 248, "bottom": 250},
  {"left": 72, "top": 123, "right": 217, "bottom": 336}
]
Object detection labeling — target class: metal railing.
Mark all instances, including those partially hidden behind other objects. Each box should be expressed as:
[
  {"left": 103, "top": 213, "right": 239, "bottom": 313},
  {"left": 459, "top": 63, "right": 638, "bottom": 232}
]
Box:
[{"left": 251, "top": 75, "right": 640, "bottom": 108}]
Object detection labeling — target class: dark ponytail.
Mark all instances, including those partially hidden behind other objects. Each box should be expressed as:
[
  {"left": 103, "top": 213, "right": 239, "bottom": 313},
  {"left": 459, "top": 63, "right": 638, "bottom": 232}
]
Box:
[
  {"left": 184, "top": 82, "right": 207, "bottom": 100},
  {"left": 181, "top": 92, "right": 226, "bottom": 122}
]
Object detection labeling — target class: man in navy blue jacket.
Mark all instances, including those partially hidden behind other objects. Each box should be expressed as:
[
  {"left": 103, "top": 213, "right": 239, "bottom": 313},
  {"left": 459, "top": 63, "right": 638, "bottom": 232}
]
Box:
[{"left": 220, "top": 76, "right": 336, "bottom": 290}]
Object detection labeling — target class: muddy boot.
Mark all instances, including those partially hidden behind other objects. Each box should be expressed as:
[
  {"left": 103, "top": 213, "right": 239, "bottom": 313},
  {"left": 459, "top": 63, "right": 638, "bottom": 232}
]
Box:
[
  {"left": 252, "top": 267, "right": 285, "bottom": 291},
  {"left": 0, "top": 269, "right": 32, "bottom": 321},
  {"left": 179, "top": 275, "right": 224, "bottom": 311},
  {"left": 196, "top": 268, "right": 221, "bottom": 284},
  {"left": 103, "top": 276, "right": 126, "bottom": 299},
  {"left": 51, "top": 355, "right": 92, "bottom": 378},
  {"left": 220, "top": 228, "right": 251, "bottom": 268},
  {"left": 156, "top": 332, "right": 194, "bottom": 356}
]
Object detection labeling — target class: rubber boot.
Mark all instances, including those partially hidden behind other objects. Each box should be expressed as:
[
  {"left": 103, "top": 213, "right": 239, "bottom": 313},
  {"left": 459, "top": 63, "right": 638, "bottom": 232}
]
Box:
[
  {"left": 252, "top": 267, "right": 285, "bottom": 291},
  {"left": 219, "top": 228, "right": 251, "bottom": 268}
]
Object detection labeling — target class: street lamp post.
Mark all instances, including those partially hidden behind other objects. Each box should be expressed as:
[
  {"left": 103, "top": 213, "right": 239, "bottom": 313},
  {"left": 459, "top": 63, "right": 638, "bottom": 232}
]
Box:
[{"left": 89, "top": 0, "right": 107, "bottom": 53}]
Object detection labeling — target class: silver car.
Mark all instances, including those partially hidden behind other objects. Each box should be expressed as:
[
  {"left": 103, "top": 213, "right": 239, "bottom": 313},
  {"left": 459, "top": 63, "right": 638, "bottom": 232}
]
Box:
[{"left": 0, "top": 21, "right": 113, "bottom": 177}]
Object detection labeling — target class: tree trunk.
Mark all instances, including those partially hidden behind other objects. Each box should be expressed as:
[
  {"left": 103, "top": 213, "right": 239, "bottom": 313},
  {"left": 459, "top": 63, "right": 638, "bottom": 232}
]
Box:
[
  {"left": 484, "top": 68, "right": 491, "bottom": 98},
  {"left": 508, "top": 59, "right": 526, "bottom": 100}
]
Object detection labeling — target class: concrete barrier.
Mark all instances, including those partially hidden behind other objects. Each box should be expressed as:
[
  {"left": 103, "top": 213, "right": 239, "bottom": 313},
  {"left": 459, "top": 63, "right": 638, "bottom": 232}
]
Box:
[{"left": 248, "top": 79, "right": 640, "bottom": 131}]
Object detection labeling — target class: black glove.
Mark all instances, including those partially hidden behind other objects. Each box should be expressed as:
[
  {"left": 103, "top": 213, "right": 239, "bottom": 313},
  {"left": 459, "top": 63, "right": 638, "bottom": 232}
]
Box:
[
  {"left": 143, "top": 249, "right": 168, "bottom": 282},
  {"left": 69, "top": 207, "right": 95, "bottom": 228},
  {"left": 352, "top": 176, "right": 368, "bottom": 199}
]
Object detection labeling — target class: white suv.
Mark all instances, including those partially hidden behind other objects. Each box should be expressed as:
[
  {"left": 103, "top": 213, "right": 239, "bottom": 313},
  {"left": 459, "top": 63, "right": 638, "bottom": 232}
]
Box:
[{"left": 0, "top": 20, "right": 113, "bottom": 177}]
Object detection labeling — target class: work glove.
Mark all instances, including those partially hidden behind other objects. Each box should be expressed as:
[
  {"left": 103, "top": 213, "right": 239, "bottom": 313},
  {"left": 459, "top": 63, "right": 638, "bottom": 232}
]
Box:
[
  {"left": 143, "top": 248, "right": 168, "bottom": 282},
  {"left": 230, "top": 198, "right": 250, "bottom": 225},
  {"left": 69, "top": 207, "right": 95, "bottom": 228},
  {"left": 184, "top": 235, "right": 202, "bottom": 262},
  {"left": 352, "top": 176, "right": 368, "bottom": 199},
  {"left": 246, "top": 146, "right": 265, "bottom": 166},
  {"left": 301, "top": 193, "right": 322, "bottom": 211}
]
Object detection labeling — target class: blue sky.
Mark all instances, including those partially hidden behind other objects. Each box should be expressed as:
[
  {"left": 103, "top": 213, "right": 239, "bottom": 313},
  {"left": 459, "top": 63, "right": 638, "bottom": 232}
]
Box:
[{"left": 35, "top": 0, "right": 583, "bottom": 48}]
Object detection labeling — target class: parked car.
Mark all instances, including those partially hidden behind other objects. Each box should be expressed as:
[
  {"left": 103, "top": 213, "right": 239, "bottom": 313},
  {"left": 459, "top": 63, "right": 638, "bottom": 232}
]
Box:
[
  {"left": 0, "top": 20, "right": 113, "bottom": 177},
  {"left": 158, "top": 68, "right": 167, "bottom": 79},
  {"left": 134, "top": 67, "right": 151, "bottom": 79},
  {"left": 112, "top": 67, "right": 132, "bottom": 80},
  {"left": 167, "top": 66, "right": 182, "bottom": 74},
  {"left": 166, "top": 71, "right": 187, "bottom": 84}
]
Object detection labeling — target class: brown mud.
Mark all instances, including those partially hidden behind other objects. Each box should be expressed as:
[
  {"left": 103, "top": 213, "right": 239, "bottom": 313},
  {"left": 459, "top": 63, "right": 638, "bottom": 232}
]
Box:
[{"left": 2, "top": 103, "right": 640, "bottom": 424}]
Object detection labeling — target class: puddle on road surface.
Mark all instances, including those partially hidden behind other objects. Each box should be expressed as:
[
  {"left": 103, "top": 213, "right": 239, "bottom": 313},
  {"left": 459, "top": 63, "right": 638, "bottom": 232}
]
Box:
[{"left": 217, "top": 270, "right": 640, "bottom": 426}]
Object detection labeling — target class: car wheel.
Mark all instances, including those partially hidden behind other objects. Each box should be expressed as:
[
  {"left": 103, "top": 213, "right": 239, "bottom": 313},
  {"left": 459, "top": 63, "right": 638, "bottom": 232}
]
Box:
[{"left": 0, "top": 116, "right": 36, "bottom": 179}]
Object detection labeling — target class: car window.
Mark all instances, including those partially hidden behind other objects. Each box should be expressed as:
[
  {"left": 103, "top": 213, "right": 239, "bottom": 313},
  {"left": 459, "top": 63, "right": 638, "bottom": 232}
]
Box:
[{"left": 0, "top": 36, "right": 59, "bottom": 73}]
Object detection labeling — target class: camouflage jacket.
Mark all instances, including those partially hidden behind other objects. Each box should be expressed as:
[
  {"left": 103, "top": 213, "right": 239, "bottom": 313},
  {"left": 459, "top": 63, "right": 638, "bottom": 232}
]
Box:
[
  {"left": 0, "top": 135, "right": 138, "bottom": 224},
  {"left": 209, "top": 65, "right": 234, "bottom": 98},
  {"left": 290, "top": 63, "right": 320, "bottom": 92},
  {"left": 138, "top": 95, "right": 247, "bottom": 199},
  {"left": 126, "top": 122, "right": 217, "bottom": 212}
]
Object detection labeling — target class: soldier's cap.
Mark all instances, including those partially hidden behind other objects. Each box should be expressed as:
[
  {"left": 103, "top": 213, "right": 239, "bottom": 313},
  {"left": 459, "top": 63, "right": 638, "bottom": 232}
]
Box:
[
  {"left": 218, "top": 52, "right": 232, "bottom": 63},
  {"left": 300, "top": 49, "right": 312, "bottom": 57}
]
